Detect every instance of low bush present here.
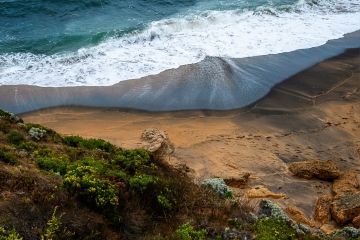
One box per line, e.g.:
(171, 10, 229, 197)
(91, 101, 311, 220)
(201, 178, 233, 199)
(255, 218, 297, 240)
(111, 149, 152, 173)
(61, 157, 123, 216)
(6, 130, 25, 146)
(37, 157, 69, 175)
(29, 127, 46, 141)
(0, 147, 18, 165)
(62, 136, 117, 153)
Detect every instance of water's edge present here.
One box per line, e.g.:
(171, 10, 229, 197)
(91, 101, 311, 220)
(1, 30, 359, 114)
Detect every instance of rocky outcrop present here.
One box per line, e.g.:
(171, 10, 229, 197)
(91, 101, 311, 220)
(331, 190, 360, 225)
(288, 160, 340, 180)
(314, 195, 332, 224)
(332, 170, 359, 196)
(285, 207, 315, 227)
(352, 215, 360, 228)
(141, 128, 174, 157)
(247, 185, 285, 199)
(214, 170, 250, 189)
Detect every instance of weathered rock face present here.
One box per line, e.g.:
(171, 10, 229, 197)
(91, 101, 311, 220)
(353, 215, 360, 228)
(331, 190, 360, 225)
(285, 207, 315, 227)
(288, 160, 340, 180)
(214, 171, 250, 189)
(247, 185, 285, 199)
(314, 195, 332, 224)
(141, 128, 174, 157)
(332, 170, 359, 196)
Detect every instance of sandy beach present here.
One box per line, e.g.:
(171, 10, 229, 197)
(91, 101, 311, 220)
(21, 48, 359, 223)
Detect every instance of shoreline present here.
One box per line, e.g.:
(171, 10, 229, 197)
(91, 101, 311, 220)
(1, 31, 360, 114)
(21, 48, 360, 220)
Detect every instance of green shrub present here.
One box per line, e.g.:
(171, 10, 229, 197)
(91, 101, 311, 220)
(6, 130, 25, 145)
(111, 149, 152, 173)
(175, 222, 207, 240)
(255, 218, 297, 240)
(62, 136, 117, 153)
(129, 174, 160, 191)
(62, 158, 121, 210)
(37, 157, 69, 175)
(17, 141, 37, 152)
(0, 147, 18, 165)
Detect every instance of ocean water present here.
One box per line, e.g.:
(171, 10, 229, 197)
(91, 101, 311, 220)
(0, 0, 360, 87)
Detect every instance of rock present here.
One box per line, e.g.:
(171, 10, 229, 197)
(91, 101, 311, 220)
(352, 215, 360, 228)
(320, 222, 340, 235)
(288, 159, 340, 180)
(258, 199, 290, 222)
(247, 185, 285, 199)
(141, 128, 174, 157)
(171, 160, 195, 178)
(214, 170, 250, 189)
(285, 207, 315, 227)
(314, 195, 332, 224)
(331, 190, 360, 225)
(332, 170, 359, 196)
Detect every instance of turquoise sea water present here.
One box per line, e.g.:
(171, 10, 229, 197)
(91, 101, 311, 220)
(0, 0, 360, 86)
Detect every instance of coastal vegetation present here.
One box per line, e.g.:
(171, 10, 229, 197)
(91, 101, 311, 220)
(0, 108, 358, 239)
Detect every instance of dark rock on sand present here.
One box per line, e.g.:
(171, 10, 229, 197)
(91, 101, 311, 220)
(288, 160, 340, 180)
(331, 190, 360, 225)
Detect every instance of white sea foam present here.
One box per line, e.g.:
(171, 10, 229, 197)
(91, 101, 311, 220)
(0, 0, 359, 86)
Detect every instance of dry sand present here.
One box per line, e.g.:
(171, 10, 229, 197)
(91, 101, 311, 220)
(21, 49, 360, 223)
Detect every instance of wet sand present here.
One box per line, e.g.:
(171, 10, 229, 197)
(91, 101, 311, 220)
(21, 48, 360, 223)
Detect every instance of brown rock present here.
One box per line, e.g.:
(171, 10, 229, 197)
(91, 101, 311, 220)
(141, 128, 174, 157)
(288, 160, 340, 180)
(247, 185, 286, 199)
(285, 207, 315, 227)
(332, 170, 359, 196)
(214, 171, 250, 189)
(314, 195, 332, 224)
(331, 190, 360, 225)
(320, 223, 340, 235)
(352, 215, 360, 228)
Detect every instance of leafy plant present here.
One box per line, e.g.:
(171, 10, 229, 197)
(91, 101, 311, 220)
(6, 130, 25, 146)
(0, 227, 22, 240)
(29, 127, 46, 141)
(41, 206, 73, 240)
(175, 222, 207, 240)
(129, 174, 160, 191)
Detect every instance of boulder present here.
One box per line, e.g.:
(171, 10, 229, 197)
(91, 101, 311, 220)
(247, 185, 285, 199)
(285, 207, 315, 227)
(332, 170, 359, 196)
(314, 195, 332, 224)
(288, 160, 340, 180)
(141, 128, 174, 156)
(331, 190, 360, 225)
